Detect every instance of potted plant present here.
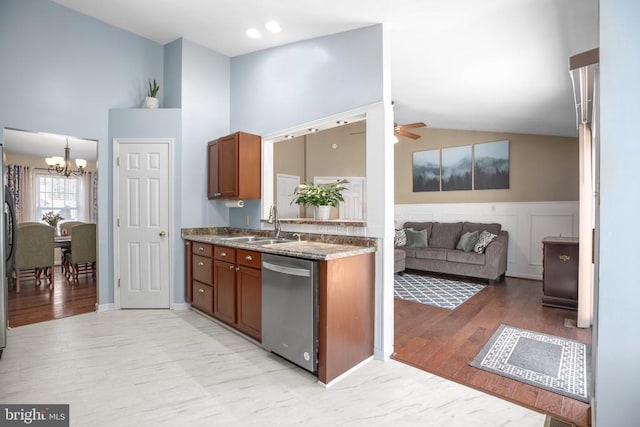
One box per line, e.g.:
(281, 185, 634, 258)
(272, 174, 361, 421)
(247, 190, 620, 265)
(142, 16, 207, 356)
(291, 179, 348, 220)
(143, 79, 160, 109)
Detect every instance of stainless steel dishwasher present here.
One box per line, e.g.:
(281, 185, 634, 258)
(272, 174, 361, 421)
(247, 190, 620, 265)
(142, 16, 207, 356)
(262, 253, 318, 374)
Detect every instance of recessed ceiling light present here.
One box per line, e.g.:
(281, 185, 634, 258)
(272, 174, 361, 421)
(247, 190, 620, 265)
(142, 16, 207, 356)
(336, 120, 348, 125)
(246, 28, 262, 39)
(283, 135, 294, 139)
(308, 128, 319, 133)
(264, 20, 282, 33)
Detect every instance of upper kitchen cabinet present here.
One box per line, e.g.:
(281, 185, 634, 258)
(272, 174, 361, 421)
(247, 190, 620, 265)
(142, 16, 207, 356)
(207, 131, 262, 200)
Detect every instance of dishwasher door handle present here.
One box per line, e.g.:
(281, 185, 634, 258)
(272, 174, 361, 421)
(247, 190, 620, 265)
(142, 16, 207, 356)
(262, 261, 311, 277)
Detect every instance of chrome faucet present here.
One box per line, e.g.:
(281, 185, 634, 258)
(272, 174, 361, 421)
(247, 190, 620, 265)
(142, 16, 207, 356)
(268, 205, 281, 239)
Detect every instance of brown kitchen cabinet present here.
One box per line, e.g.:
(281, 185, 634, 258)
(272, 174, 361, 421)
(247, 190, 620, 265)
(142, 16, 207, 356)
(213, 246, 237, 324)
(542, 236, 579, 310)
(191, 242, 215, 315)
(236, 249, 262, 341)
(207, 131, 261, 200)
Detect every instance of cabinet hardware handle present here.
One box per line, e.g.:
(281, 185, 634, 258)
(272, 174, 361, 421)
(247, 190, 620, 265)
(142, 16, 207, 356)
(559, 255, 571, 261)
(245, 255, 252, 261)
(220, 252, 227, 257)
(236, 267, 240, 271)
(198, 262, 205, 266)
(199, 288, 205, 293)
(229, 265, 234, 270)
(198, 247, 204, 251)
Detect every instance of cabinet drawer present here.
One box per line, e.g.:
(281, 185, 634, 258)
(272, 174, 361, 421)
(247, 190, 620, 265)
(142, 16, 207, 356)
(214, 246, 236, 263)
(237, 249, 261, 269)
(192, 242, 213, 257)
(192, 255, 213, 285)
(192, 281, 214, 314)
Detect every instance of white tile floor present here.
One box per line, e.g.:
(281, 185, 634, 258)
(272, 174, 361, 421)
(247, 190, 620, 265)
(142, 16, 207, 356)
(0, 310, 545, 426)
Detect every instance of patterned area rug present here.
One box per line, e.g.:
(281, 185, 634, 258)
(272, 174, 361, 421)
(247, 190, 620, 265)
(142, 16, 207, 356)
(394, 273, 485, 310)
(470, 325, 591, 403)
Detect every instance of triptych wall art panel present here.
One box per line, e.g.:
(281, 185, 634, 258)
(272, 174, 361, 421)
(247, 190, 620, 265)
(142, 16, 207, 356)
(412, 140, 509, 192)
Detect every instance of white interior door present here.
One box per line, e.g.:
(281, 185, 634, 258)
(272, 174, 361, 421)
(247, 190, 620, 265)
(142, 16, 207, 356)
(276, 173, 300, 218)
(116, 140, 171, 308)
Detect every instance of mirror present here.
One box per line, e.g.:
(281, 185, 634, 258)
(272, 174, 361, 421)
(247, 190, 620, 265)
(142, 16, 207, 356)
(271, 119, 367, 220)
(2, 127, 98, 225)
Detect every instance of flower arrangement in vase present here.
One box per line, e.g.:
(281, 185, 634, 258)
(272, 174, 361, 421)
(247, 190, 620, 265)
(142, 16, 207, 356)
(41, 211, 64, 234)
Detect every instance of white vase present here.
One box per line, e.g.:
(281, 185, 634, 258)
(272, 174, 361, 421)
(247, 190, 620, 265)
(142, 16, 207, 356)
(143, 96, 159, 109)
(314, 205, 331, 220)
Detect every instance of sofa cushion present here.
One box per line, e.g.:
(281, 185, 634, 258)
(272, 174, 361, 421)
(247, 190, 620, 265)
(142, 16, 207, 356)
(447, 250, 486, 265)
(405, 229, 428, 248)
(402, 221, 433, 236)
(456, 230, 480, 252)
(429, 222, 463, 249)
(413, 248, 448, 261)
(401, 247, 417, 258)
(462, 222, 502, 236)
(394, 229, 408, 247)
(474, 230, 498, 253)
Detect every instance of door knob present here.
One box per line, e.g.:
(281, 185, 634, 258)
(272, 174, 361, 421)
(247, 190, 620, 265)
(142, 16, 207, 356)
(159, 231, 167, 237)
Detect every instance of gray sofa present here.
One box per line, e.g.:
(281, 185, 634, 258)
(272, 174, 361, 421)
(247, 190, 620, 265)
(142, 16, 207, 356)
(396, 221, 508, 284)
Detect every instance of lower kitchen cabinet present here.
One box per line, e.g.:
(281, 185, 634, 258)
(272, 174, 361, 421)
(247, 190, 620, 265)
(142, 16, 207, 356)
(236, 263, 262, 341)
(192, 281, 214, 314)
(213, 259, 237, 324)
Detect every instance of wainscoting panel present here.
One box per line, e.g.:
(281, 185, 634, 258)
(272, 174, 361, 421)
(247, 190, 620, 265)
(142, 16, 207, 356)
(395, 202, 579, 280)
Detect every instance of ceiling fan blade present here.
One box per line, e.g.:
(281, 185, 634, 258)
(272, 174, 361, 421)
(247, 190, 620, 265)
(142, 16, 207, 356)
(396, 129, 421, 140)
(398, 122, 427, 129)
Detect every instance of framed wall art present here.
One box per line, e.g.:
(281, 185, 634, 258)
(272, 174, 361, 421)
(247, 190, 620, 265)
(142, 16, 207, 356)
(474, 140, 510, 190)
(441, 145, 472, 191)
(412, 149, 440, 192)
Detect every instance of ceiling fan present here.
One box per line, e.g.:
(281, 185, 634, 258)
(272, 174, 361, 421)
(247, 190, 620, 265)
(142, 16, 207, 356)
(394, 122, 427, 140)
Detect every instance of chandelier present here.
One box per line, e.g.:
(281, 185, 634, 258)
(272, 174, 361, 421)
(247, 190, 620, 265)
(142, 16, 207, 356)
(45, 139, 87, 177)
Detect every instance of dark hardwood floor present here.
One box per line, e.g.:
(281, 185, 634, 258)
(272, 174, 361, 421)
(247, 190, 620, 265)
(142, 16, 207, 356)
(8, 265, 97, 328)
(393, 272, 592, 427)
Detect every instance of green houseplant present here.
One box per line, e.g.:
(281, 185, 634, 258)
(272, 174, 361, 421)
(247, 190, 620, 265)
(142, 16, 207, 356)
(291, 179, 348, 220)
(143, 79, 160, 109)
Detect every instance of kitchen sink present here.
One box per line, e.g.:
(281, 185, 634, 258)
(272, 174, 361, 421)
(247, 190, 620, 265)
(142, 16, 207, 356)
(244, 238, 294, 245)
(218, 235, 258, 243)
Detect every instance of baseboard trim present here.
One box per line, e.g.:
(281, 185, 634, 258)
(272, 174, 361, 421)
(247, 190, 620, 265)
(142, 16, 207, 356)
(96, 303, 115, 312)
(171, 303, 190, 311)
(319, 356, 374, 388)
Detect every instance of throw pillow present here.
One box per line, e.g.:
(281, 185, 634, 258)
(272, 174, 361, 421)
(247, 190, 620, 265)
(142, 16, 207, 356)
(405, 229, 428, 248)
(456, 230, 480, 252)
(394, 229, 408, 247)
(474, 230, 498, 254)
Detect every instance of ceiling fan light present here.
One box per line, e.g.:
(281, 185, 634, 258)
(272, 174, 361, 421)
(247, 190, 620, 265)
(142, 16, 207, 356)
(264, 20, 281, 33)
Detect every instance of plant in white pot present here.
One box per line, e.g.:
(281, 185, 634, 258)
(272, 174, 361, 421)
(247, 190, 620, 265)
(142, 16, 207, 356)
(291, 179, 348, 220)
(143, 79, 160, 109)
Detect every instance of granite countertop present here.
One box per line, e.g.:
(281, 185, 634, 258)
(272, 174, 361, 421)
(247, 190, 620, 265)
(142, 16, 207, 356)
(183, 229, 376, 261)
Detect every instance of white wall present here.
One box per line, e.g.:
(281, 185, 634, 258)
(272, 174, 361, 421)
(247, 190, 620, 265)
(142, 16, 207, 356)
(595, 1, 640, 425)
(395, 201, 580, 279)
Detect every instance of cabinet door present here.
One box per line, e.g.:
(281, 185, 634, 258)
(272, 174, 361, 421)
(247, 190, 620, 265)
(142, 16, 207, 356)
(192, 282, 214, 315)
(213, 259, 237, 324)
(185, 241, 192, 303)
(207, 140, 219, 199)
(236, 266, 262, 341)
(218, 134, 239, 198)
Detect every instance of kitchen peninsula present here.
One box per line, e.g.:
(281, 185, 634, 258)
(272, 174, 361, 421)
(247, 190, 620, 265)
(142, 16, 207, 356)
(182, 227, 376, 384)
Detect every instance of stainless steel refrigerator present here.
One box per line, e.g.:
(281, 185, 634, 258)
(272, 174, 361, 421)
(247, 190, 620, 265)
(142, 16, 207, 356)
(1, 144, 17, 359)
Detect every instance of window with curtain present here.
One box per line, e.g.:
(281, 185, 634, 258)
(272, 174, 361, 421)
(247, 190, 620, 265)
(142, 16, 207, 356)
(35, 173, 82, 221)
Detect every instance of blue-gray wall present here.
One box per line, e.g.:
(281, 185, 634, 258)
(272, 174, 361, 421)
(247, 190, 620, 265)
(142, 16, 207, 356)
(0, 0, 164, 308)
(596, 0, 640, 424)
(230, 25, 384, 136)
(108, 108, 182, 305)
(164, 40, 183, 109)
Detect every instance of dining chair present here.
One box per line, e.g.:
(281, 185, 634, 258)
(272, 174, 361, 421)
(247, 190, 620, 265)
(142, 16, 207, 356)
(13, 223, 55, 293)
(64, 223, 97, 282)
